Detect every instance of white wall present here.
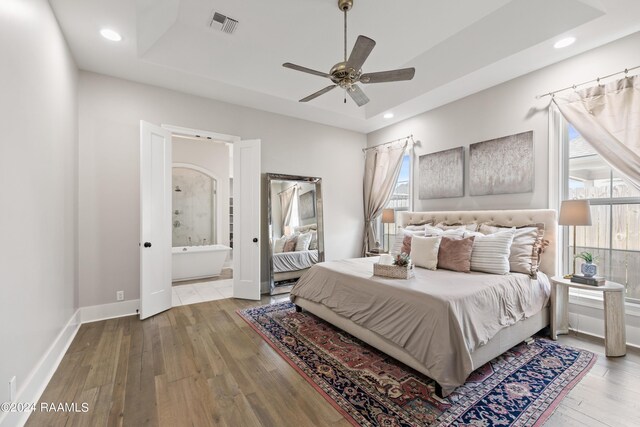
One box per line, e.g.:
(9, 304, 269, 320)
(78, 71, 366, 305)
(0, 0, 77, 408)
(368, 31, 640, 346)
(368, 31, 640, 212)
(173, 138, 231, 247)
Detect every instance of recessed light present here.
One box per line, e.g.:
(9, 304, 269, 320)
(383, 112, 394, 119)
(554, 37, 575, 49)
(100, 28, 122, 42)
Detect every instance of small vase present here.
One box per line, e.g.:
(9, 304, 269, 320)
(581, 262, 597, 278)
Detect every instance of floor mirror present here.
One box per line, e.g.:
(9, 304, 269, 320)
(267, 173, 324, 295)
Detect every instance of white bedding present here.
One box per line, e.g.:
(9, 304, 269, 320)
(273, 249, 318, 273)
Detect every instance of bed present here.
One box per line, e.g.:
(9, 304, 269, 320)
(290, 209, 557, 397)
(273, 249, 319, 284)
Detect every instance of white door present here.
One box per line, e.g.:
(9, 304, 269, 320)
(233, 139, 261, 300)
(140, 121, 172, 319)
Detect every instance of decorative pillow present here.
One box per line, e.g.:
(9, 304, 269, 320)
(273, 236, 286, 253)
(436, 222, 478, 232)
(295, 232, 312, 251)
(407, 220, 432, 226)
(425, 225, 466, 238)
(404, 225, 427, 232)
(401, 235, 413, 254)
(437, 236, 475, 273)
(411, 236, 442, 270)
(283, 236, 297, 252)
(391, 229, 426, 255)
(470, 229, 516, 274)
(308, 230, 318, 250)
(479, 223, 546, 277)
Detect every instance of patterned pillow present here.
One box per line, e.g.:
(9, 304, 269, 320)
(283, 236, 297, 252)
(479, 223, 546, 277)
(309, 230, 318, 250)
(437, 236, 475, 273)
(469, 229, 516, 274)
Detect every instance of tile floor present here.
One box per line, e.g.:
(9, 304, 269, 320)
(171, 279, 233, 306)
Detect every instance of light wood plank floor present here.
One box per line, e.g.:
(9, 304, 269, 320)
(26, 297, 640, 427)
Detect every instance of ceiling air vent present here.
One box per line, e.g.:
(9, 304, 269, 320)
(208, 11, 238, 34)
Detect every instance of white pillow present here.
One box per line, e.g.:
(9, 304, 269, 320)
(411, 236, 442, 270)
(295, 232, 312, 251)
(273, 236, 286, 253)
(436, 222, 478, 232)
(391, 229, 425, 255)
(425, 225, 466, 238)
(470, 229, 516, 274)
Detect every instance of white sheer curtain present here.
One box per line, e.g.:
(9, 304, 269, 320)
(279, 185, 298, 235)
(554, 75, 640, 190)
(362, 141, 408, 255)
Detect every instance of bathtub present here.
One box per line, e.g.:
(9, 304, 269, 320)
(172, 244, 232, 282)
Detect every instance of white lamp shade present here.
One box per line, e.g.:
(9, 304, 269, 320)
(558, 200, 592, 226)
(381, 208, 395, 224)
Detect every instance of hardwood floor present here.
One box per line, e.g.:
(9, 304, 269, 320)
(26, 297, 640, 427)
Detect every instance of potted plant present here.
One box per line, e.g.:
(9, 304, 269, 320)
(394, 253, 411, 267)
(575, 251, 598, 277)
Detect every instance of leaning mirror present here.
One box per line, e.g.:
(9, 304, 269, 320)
(267, 173, 324, 295)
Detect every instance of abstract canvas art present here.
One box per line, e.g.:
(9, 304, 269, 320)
(418, 147, 464, 199)
(298, 190, 316, 220)
(469, 131, 534, 196)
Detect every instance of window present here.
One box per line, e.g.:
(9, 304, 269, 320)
(378, 152, 412, 250)
(563, 122, 640, 302)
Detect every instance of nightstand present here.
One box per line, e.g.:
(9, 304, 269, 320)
(550, 276, 626, 357)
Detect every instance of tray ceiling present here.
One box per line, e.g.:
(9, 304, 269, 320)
(50, 0, 640, 132)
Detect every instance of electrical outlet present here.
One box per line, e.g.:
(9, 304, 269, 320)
(9, 376, 16, 402)
(116, 291, 124, 301)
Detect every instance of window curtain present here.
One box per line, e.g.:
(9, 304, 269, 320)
(279, 185, 298, 235)
(362, 141, 408, 255)
(554, 75, 640, 190)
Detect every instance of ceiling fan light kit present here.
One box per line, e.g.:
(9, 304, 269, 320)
(283, 0, 415, 107)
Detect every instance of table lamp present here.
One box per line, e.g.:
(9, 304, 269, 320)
(558, 199, 592, 277)
(381, 208, 395, 253)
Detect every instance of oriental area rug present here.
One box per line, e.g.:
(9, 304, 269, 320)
(238, 302, 595, 427)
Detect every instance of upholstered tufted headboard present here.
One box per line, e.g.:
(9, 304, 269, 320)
(397, 209, 557, 276)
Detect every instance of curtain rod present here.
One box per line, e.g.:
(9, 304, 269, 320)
(362, 134, 414, 153)
(536, 65, 639, 99)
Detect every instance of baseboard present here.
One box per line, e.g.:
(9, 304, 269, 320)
(0, 310, 81, 427)
(79, 299, 140, 324)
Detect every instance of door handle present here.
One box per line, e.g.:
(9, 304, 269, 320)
(144, 242, 152, 248)
(252, 238, 258, 243)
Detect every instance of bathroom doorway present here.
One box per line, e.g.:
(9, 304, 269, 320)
(139, 122, 261, 319)
(168, 127, 235, 306)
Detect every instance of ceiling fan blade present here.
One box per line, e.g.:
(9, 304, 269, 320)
(347, 84, 370, 107)
(346, 35, 376, 71)
(299, 85, 337, 102)
(283, 62, 330, 78)
(360, 68, 416, 84)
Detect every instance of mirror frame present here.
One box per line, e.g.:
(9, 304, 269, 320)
(267, 173, 325, 295)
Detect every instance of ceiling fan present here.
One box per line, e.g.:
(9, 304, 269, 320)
(283, 0, 415, 107)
